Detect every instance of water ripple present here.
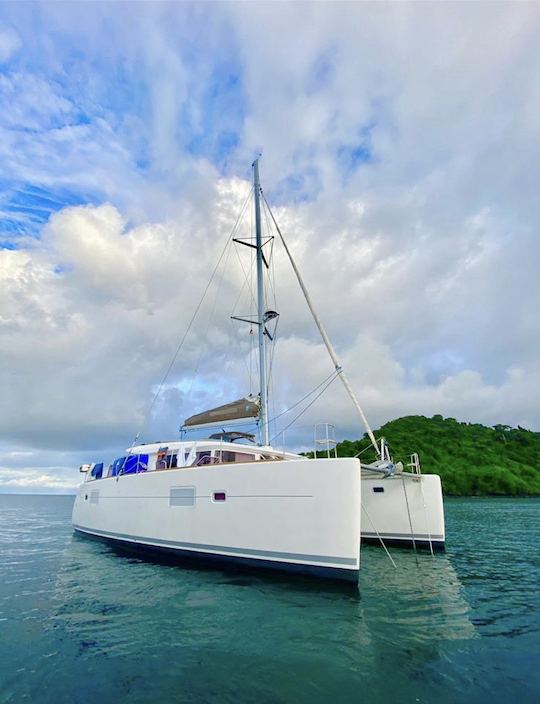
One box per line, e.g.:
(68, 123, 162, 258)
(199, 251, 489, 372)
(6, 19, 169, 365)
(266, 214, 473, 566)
(0, 495, 538, 704)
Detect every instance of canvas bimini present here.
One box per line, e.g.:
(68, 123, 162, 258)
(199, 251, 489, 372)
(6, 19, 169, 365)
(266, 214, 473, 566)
(72, 159, 362, 583)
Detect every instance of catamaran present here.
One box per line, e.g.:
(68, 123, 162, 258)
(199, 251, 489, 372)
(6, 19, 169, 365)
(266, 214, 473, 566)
(72, 158, 445, 583)
(72, 159, 362, 583)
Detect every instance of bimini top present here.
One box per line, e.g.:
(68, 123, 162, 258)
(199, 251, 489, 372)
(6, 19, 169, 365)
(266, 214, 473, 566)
(182, 396, 259, 430)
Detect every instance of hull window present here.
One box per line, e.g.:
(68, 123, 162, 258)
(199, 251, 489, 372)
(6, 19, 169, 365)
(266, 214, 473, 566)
(170, 486, 196, 506)
(373, 487, 385, 493)
(213, 492, 226, 502)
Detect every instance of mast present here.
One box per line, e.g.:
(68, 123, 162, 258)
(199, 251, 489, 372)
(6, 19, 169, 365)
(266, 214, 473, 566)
(253, 157, 270, 446)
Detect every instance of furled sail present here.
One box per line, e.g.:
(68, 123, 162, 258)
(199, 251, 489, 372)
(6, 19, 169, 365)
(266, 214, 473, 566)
(182, 396, 260, 429)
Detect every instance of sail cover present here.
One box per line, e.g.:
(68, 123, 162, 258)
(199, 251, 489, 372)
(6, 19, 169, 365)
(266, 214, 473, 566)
(183, 397, 260, 429)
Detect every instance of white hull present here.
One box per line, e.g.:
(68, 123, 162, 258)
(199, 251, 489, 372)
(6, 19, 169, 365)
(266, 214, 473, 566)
(361, 473, 445, 550)
(72, 457, 361, 582)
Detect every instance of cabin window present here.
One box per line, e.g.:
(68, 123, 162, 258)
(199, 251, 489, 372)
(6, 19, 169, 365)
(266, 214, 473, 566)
(373, 487, 385, 493)
(165, 453, 178, 468)
(156, 447, 169, 469)
(194, 451, 213, 466)
(156, 452, 178, 469)
(216, 451, 256, 464)
(234, 452, 256, 463)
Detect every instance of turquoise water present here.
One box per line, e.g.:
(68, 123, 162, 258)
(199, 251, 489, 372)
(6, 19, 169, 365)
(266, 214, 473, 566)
(0, 495, 538, 703)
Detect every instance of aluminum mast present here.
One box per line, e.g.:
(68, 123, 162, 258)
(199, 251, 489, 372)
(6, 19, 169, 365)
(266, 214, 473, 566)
(253, 158, 270, 446)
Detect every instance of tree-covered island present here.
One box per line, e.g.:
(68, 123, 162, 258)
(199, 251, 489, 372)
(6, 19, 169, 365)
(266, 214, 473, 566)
(322, 415, 540, 496)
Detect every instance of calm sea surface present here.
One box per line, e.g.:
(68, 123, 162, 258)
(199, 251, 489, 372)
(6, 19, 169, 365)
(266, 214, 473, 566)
(0, 495, 538, 704)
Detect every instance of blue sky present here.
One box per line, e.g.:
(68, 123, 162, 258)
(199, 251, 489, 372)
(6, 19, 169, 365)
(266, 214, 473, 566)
(1, 1, 540, 491)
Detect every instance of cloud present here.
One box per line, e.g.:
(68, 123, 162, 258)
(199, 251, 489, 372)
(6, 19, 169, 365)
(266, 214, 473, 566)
(0, 26, 20, 63)
(0, 1, 539, 490)
(0, 468, 78, 493)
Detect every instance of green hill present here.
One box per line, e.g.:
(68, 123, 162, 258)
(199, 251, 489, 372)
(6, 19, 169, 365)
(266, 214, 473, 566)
(327, 415, 540, 496)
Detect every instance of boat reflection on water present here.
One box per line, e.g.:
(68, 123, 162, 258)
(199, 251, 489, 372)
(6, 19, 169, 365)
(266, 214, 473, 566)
(359, 547, 477, 647)
(45, 534, 478, 702)
(53, 533, 476, 644)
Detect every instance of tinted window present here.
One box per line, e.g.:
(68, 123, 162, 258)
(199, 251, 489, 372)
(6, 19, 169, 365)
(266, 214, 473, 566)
(234, 452, 256, 463)
(165, 453, 178, 468)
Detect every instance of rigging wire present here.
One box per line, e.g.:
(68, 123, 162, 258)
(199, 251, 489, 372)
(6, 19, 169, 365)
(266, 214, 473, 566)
(185, 235, 234, 399)
(261, 189, 380, 457)
(227, 275, 255, 392)
(269, 372, 339, 444)
(354, 443, 379, 459)
(250, 192, 254, 393)
(129, 186, 253, 448)
(267, 370, 338, 425)
(228, 227, 258, 393)
(261, 198, 279, 437)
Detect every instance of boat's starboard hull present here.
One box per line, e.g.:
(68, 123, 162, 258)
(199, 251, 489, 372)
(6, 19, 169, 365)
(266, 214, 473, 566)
(361, 473, 445, 551)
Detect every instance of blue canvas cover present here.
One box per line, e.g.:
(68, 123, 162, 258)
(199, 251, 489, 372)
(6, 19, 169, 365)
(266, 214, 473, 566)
(122, 454, 149, 474)
(91, 462, 104, 479)
(111, 456, 126, 477)
(124, 455, 138, 474)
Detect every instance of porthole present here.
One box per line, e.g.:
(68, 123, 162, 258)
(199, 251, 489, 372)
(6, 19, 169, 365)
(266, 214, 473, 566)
(213, 491, 226, 502)
(373, 487, 384, 493)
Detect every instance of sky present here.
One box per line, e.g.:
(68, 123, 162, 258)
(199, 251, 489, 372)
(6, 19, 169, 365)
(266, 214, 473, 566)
(1, 1, 539, 493)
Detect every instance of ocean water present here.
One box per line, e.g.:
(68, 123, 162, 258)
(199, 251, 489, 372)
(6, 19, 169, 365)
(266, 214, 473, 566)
(0, 495, 538, 704)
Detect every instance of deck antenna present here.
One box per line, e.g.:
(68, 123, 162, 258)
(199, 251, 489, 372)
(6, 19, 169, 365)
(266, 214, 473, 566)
(262, 192, 380, 457)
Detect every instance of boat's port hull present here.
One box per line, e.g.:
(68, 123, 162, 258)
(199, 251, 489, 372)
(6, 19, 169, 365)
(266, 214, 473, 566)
(361, 473, 445, 550)
(72, 457, 361, 583)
